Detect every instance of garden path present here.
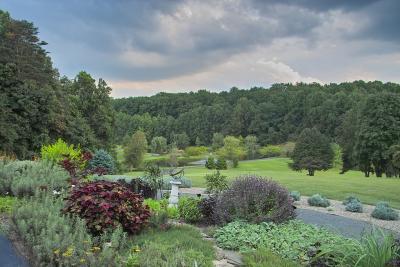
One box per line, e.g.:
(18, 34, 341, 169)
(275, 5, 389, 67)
(0, 235, 28, 267)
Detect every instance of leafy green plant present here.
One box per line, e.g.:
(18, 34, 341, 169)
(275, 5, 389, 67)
(214, 220, 356, 264)
(205, 171, 228, 194)
(0, 196, 16, 213)
(214, 175, 295, 224)
(40, 138, 81, 163)
(143, 198, 179, 219)
(64, 180, 151, 235)
(290, 191, 301, 201)
(243, 248, 301, 267)
(317, 228, 400, 267)
(132, 225, 215, 267)
(89, 149, 115, 174)
(371, 201, 399, 220)
(178, 197, 202, 223)
(308, 194, 330, 207)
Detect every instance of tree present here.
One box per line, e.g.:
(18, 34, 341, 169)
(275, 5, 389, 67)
(290, 128, 334, 176)
(215, 157, 227, 170)
(217, 136, 245, 168)
(195, 137, 204, 146)
(172, 133, 189, 149)
(150, 136, 168, 154)
(205, 156, 216, 169)
(124, 130, 147, 169)
(244, 135, 259, 159)
(212, 133, 224, 151)
(354, 93, 400, 177)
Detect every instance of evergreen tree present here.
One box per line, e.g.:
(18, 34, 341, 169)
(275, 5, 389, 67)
(215, 157, 227, 170)
(290, 128, 334, 176)
(205, 156, 216, 169)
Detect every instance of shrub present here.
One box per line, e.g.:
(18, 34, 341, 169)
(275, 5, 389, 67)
(215, 157, 227, 170)
(214, 175, 295, 224)
(342, 195, 361, 205)
(184, 146, 208, 157)
(10, 160, 69, 197)
(63, 180, 151, 235)
(40, 138, 81, 163)
(162, 176, 192, 190)
(343, 196, 363, 213)
(214, 220, 355, 264)
(243, 248, 301, 267)
(205, 156, 215, 169)
(150, 136, 168, 154)
(345, 201, 363, 213)
(371, 202, 399, 221)
(199, 195, 217, 225)
(13, 191, 128, 266)
(0, 196, 16, 213)
(178, 197, 202, 223)
(205, 171, 228, 194)
(308, 194, 330, 208)
(0, 160, 36, 194)
(290, 191, 301, 201)
(259, 145, 283, 158)
(89, 149, 115, 174)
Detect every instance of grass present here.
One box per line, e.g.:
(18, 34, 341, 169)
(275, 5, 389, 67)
(125, 158, 400, 208)
(242, 248, 302, 267)
(130, 225, 215, 267)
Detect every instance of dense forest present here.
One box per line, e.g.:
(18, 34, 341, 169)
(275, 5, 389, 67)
(1, 10, 400, 177)
(113, 82, 400, 176)
(0, 10, 114, 159)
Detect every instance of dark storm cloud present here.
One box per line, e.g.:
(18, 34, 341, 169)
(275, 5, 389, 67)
(1, 0, 399, 89)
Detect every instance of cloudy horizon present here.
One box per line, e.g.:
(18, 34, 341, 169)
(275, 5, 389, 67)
(2, 0, 399, 97)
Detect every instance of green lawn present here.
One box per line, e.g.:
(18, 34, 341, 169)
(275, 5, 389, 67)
(125, 158, 400, 208)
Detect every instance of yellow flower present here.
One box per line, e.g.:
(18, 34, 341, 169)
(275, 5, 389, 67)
(62, 247, 74, 257)
(53, 249, 60, 255)
(91, 246, 101, 252)
(131, 245, 141, 253)
(80, 258, 86, 263)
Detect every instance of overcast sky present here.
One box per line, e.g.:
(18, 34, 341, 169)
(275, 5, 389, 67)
(2, 0, 400, 97)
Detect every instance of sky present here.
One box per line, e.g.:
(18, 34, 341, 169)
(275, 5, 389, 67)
(1, 0, 400, 97)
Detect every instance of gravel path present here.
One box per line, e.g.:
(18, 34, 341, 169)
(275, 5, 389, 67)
(295, 196, 400, 233)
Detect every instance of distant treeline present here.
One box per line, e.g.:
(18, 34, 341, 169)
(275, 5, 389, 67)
(113, 82, 400, 176)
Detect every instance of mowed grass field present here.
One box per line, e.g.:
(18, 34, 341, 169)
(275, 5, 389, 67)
(125, 158, 400, 209)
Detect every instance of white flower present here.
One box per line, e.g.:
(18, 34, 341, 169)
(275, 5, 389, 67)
(53, 190, 61, 195)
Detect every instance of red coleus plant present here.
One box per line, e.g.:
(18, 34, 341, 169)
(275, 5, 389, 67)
(63, 180, 151, 235)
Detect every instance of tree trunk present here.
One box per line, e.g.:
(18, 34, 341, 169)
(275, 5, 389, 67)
(364, 171, 370, 177)
(308, 169, 314, 176)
